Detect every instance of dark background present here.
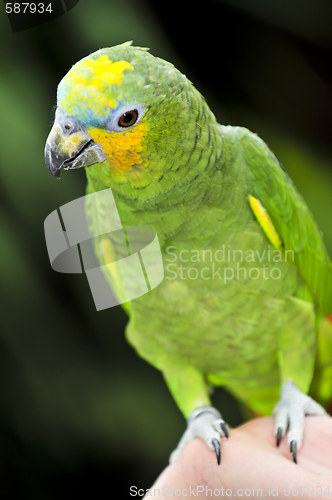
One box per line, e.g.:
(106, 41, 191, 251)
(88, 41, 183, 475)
(1, 0, 332, 497)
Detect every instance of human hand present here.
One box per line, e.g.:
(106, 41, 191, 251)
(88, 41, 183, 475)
(145, 416, 332, 499)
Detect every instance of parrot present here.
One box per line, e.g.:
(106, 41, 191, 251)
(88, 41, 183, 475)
(45, 41, 332, 465)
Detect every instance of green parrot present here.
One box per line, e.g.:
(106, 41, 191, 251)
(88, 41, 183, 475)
(45, 42, 332, 465)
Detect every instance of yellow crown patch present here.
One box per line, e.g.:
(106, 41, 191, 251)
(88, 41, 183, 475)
(62, 55, 134, 109)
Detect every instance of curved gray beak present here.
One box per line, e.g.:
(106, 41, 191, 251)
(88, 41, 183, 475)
(45, 108, 106, 178)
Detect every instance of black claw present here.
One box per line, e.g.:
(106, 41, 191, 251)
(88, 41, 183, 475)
(290, 440, 297, 464)
(220, 421, 229, 439)
(211, 437, 221, 465)
(276, 427, 282, 447)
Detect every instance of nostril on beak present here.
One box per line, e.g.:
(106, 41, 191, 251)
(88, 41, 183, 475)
(63, 119, 75, 133)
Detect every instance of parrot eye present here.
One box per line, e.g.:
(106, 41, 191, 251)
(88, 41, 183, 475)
(118, 110, 138, 128)
(105, 104, 145, 133)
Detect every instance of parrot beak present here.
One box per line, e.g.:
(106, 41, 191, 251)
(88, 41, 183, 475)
(45, 108, 106, 178)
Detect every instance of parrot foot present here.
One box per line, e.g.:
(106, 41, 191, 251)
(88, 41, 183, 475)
(169, 406, 228, 466)
(273, 381, 328, 463)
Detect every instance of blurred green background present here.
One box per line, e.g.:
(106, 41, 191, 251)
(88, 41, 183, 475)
(0, 0, 332, 497)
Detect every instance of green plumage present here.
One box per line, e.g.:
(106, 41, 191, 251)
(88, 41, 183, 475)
(57, 43, 332, 420)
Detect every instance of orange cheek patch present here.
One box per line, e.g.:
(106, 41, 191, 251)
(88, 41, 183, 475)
(87, 122, 148, 172)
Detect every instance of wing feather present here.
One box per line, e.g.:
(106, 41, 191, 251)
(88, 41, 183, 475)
(236, 128, 332, 316)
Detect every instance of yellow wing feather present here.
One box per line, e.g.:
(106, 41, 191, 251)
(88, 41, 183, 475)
(248, 195, 282, 250)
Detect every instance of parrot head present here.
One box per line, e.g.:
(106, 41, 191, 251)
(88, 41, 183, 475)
(45, 42, 217, 194)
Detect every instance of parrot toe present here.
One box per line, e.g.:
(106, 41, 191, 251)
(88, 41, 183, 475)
(273, 381, 328, 463)
(220, 420, 229, 439)
(169, 406, 228, 466)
